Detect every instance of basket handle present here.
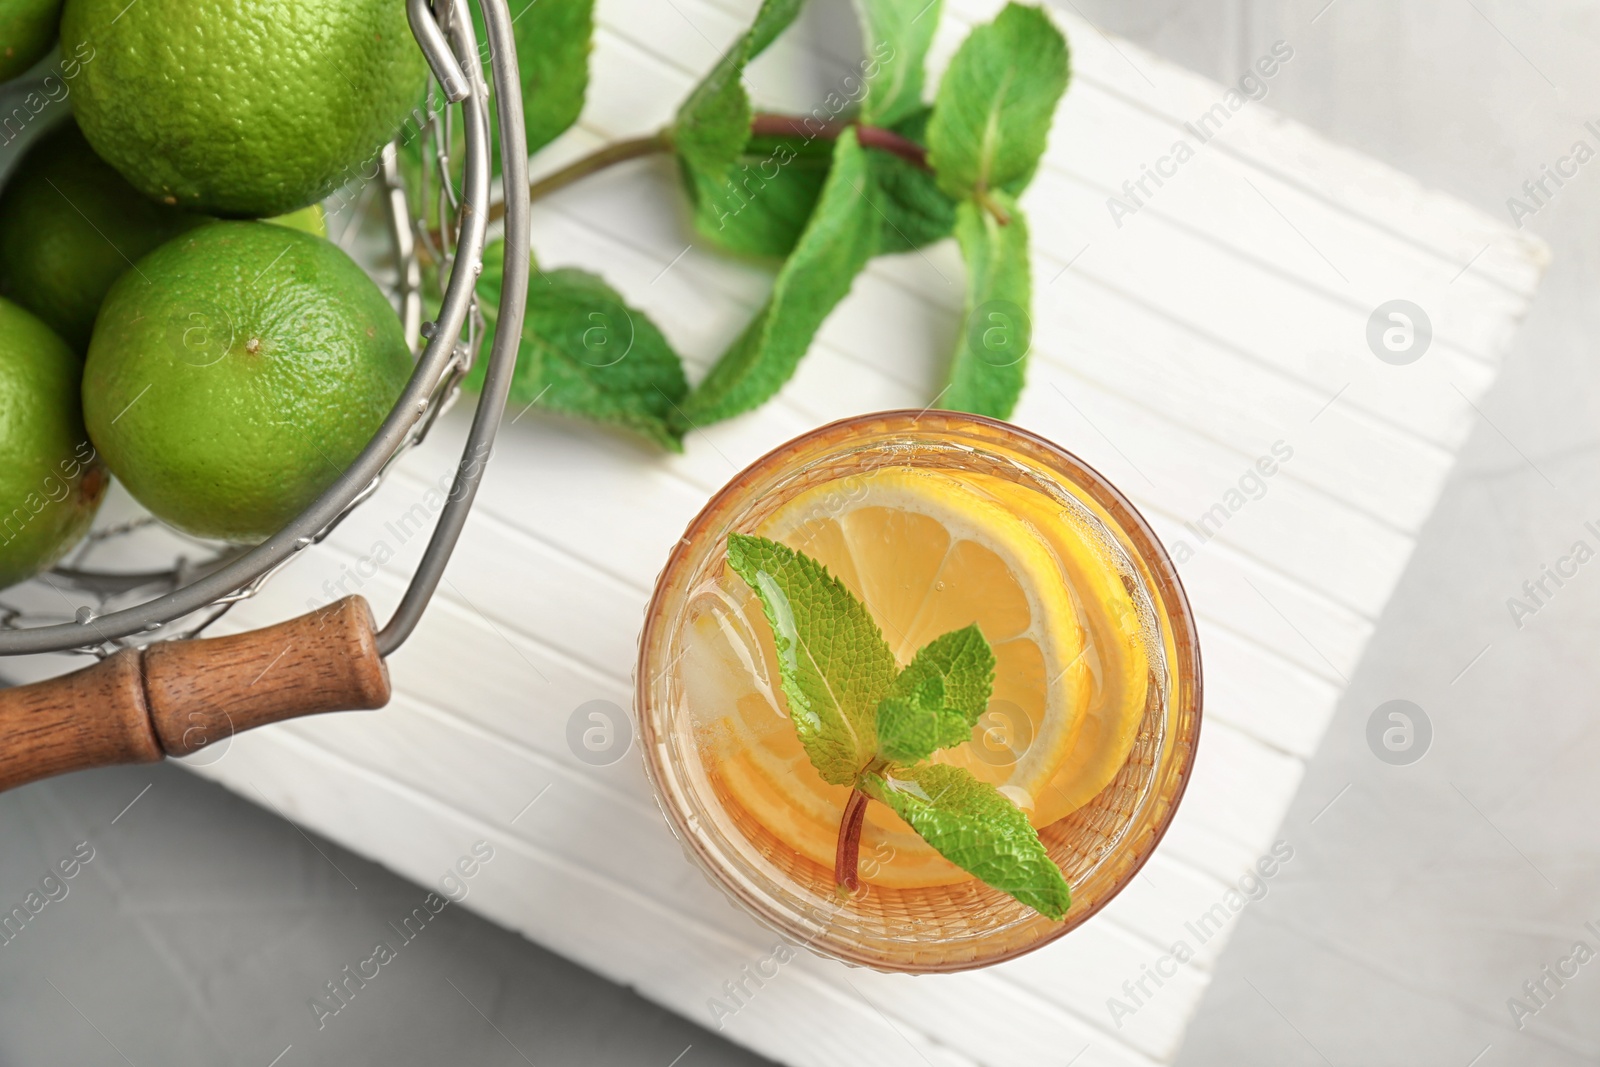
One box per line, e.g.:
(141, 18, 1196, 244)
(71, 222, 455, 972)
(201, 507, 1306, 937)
(0, 596, 390, 793)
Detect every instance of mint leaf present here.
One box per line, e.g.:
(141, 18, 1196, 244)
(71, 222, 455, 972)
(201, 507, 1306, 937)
(945, 192, 1031, 418)
(926, 3, 1069, 200)
(411, 0, 595, 197)
(874, 693, 940, 766)
(687, 134, 835, 259)
(681, 130, 879, 425)
(864, 763, 1072, 919)
(508, 0, 595, 157)
(674, 0, 804, 192)
(868, 109, 957, 254)
(468, 241, 688, 449)
(876, 624, 995, 763)
(725, 533, 895, 785)
(855, 0, 944, 128)
(694, 116, 954, 261)
(747, 0, 804, 54)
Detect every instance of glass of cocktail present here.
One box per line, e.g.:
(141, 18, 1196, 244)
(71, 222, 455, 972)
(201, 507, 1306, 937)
(636, 410, 1201, 972)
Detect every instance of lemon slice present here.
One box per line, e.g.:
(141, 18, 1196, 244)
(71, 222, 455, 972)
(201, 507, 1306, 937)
(687, 466, 1094, 887)
(965, 473, 1152, 824)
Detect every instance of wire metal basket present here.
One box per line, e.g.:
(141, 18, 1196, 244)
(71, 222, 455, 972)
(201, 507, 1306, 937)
(0, 0, 531, 793)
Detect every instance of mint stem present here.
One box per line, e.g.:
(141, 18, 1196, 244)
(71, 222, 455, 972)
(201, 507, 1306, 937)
(749, 113, 930, 169)
(479, 113, 931, 234)
(834, 787, 870, 893)
(974, 187, 1013, 226)
(485, 131, 670, 229)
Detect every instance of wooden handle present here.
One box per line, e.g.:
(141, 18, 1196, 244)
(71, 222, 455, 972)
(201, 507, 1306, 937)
(0, 596, 391, 793)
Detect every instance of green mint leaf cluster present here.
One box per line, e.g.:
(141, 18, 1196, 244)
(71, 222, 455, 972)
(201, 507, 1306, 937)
(726, 533, 1072, 920)
(691, 133, 837, 260)
(671, 0, 1066, 426)
(440, 0, 1069, 446)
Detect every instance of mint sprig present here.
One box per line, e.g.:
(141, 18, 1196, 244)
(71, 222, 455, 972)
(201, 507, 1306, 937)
(449, 1, 1071, 444)
(877, 623, 994, 763)
(726, 533, 1072, 920)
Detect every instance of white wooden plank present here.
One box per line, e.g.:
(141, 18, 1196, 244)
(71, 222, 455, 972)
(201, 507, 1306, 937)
(224, 545, 653, 794)
(1152, 722, 1307, 885)
(1020, 161, 1529, 368)
(833, 965, 1162, 1067)
(1096, 853, 1249, 972)
(1149, 517, 1373, 681)
(1027, 243, 1504, 454)
(1191, 627, 1339, 758)
(279, 698, 730, 924)
(993, 922, 1213, 1062)
(1011, 370, 1413, 616)
(1024, 274, 1459, 529)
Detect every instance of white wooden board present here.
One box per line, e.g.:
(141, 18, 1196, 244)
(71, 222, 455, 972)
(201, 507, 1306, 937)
(6, 1, 1547, 1064)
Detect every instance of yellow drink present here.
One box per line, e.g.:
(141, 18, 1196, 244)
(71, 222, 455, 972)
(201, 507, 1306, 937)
(638, 412, 1200, 971)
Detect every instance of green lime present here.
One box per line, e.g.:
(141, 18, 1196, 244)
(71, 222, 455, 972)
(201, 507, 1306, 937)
(83, 221, 412, 544)
(60, 0, 427, 217)
(0, 0, 62, 84)
(0, 296, 106, 589)
(0, 122, 206, 353)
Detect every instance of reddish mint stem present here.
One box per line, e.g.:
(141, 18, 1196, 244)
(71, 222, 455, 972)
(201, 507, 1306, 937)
(834, 787, 870, 893)
(750, 113, 930, 170)
(473, 114, 931, 240)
